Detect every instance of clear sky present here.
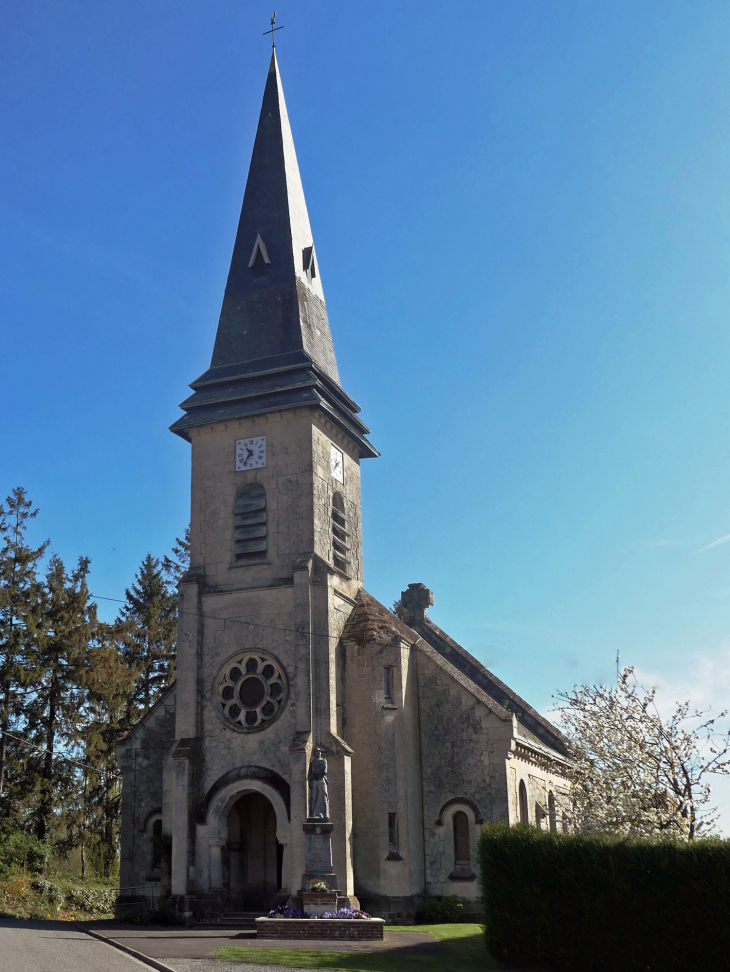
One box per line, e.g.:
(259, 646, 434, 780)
(2, 2, 730, 825)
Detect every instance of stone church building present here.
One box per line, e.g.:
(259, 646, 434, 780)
(117, 51, 570, 921)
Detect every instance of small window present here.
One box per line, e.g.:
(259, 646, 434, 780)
(548, 790, 557, 833)
(249, 233, 271, 278)
(453, 811, 470, 865)
(383, 666, 393, 702)
(233, 483, 267, 564)
(518, 780, 529, 825)
(332, 492, 350, 573)
(303, 245, 316, 283)
(151, 817, 163, 870)
(388, 812, 399, 852)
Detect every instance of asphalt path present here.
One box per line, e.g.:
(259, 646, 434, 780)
(0, 919, 156, 972)
(84, 923, 437, 958)
(0, 919, 443, 972)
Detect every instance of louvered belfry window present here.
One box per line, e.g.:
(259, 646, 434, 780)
(233, 482, 267, 563)
(332, 492, 350, 573)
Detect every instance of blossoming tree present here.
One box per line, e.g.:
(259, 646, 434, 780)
(553, 667, 730, 839)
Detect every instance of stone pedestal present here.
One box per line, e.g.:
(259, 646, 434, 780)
(302, 891, 338, 916)
(289, 819, 359, 912)
(300, 820, 338, 893)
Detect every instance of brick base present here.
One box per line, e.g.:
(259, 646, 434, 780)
(256, 917, 385, 940)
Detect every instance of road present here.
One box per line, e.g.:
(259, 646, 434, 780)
(0, 920, 155, 972)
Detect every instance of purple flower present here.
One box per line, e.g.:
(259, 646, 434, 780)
(266, 905, 372, 920)
(315, 908, 372, 919)
(267, 905, 308, 919)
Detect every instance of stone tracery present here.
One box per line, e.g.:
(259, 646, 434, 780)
(216, 650, 288, 732)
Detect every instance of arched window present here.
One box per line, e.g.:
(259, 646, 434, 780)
(232, 483, 267, 564)
(518, 780, 529, 825)
(332, 492, 350, 573)
(151, 817, 163, 870)
(453, 811, 470, 865)
(548, 790, 557, 832)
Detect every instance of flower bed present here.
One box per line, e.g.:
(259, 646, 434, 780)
(268, 905, 372, 920)
(256, 915, 385, 940)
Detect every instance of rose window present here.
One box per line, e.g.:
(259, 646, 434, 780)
(216, 650, 288, 732)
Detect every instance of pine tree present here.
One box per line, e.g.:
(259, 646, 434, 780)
(79, 633, 136, 878)
(27, 554, 96, 841)
(117, 554, 177, 716)
(0, 489, 48, 804)
(162, 525, 190, 593)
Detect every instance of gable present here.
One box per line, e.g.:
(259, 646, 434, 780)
(341, 589, 568, 757)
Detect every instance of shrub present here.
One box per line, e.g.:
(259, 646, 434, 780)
(478, 823, 730, 972)
(0, 832, 49, 875)
(415, 895, 470, 923)
(63, 886, 118, 914)
(30, 880, 62, 905)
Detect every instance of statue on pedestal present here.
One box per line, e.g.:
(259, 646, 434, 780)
(308, 747, 329, 819)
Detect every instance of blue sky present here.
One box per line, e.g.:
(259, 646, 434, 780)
(2, 2, 730, 823)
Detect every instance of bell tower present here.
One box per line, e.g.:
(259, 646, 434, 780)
(167, 51, 377, 916)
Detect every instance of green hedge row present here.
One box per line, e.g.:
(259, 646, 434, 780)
(478, 823, 730, 972)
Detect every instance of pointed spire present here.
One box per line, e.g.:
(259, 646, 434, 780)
(171, 54, 377, 458)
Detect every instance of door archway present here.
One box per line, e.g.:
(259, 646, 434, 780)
(205, 775, 290, 908)
(224, 791, 280, 909)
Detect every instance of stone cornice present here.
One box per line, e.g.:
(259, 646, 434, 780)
(510, 735, 571, 774)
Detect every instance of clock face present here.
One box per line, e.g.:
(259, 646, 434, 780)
(236, 436, 266, 471)
(330, 445, 344, 483)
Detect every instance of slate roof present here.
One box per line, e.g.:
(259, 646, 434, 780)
(171, 51, 377, 458)
(341, 589, 569, 757)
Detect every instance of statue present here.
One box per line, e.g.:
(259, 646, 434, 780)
(308, 747, 329, 819)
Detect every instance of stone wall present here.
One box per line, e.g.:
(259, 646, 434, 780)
(117, 687, 176, 913)
(416, 646, 513, 903)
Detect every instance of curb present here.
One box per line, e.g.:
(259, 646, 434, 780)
(80, 925, 179, 972)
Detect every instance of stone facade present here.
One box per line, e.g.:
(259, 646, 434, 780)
(117, 51, 571, 923)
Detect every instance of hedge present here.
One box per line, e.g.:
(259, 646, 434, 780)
(477, 822, 730, 972)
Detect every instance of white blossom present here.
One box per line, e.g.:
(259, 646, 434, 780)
(553, 667, 730, 840)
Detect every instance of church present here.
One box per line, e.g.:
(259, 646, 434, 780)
(117, 50, 570, 922)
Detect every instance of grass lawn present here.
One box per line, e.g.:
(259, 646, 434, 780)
(214, 923, 494, 971)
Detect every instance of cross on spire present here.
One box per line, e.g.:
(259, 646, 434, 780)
(263, 11, 283, 49)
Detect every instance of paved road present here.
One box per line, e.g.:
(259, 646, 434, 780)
(0, 920, 155, 972)
(0, 919, 442, 972)
(86, 924, 438, 958)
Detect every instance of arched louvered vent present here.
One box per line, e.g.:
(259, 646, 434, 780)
(233, 482, 267, 564)
(332, 492, 350, 573)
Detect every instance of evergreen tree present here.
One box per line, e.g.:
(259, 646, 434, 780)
(0, 489, 47, 804)
(78, 633, 135, 878)
(162, 525, 190, 592)
(27, 554, 96, 841)
(117, 554, 176, 716)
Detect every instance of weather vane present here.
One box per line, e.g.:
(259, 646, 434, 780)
(263, 11, 284, 50)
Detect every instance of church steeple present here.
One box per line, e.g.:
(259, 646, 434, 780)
(171, 52, 377, 458)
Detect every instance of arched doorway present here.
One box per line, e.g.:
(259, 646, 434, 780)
(223, 791, 282, 910)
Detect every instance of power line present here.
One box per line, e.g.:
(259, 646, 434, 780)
(1, 728, 121, 780)
(91, 592, 363, 642)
